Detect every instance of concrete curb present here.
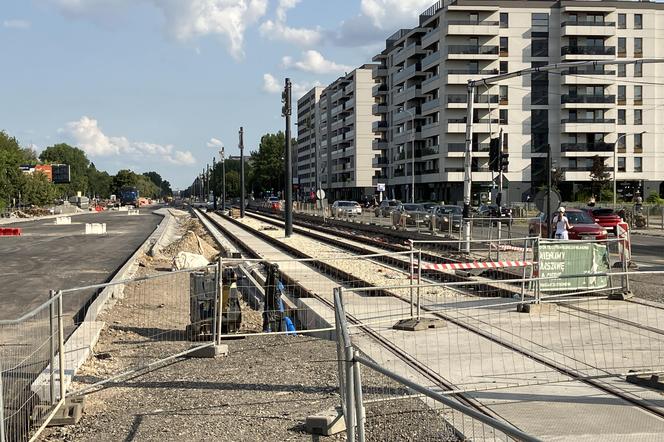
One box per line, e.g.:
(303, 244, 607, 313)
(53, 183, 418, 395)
(32, 207, 172, 401)
(630, 230, 664, 237)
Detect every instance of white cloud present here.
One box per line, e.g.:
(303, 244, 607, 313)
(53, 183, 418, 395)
(63, 116, 196, 165)
(3, 19, 31, 29)
(45, 0, 268, 60)
(259, 20, 321, 47)
(281, 50, 352, 75)
(262, 73, 282, 93)
(262, 73, 320, 99)
(207, 138, 224, 148)
(360, 0, 433, 30)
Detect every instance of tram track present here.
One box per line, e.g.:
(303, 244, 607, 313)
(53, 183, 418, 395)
(196, 208, 664, 425)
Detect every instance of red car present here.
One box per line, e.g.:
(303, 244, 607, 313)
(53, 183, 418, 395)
(582, 208, 622, 235)
(528, 208, 609, 240)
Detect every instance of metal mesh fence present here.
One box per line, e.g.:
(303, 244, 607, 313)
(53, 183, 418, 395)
(0, 295, 63, 442)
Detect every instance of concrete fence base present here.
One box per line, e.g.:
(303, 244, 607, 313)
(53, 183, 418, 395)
(85, 223, 107, 234)
(54, 216, 71, 225)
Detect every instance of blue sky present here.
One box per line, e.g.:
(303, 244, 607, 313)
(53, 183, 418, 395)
(1, 0, 434, 188)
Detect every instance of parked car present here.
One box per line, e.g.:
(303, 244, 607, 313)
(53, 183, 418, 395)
(268, 196, 281, 211)
(432, 205, 463, 232)
(477, 204, 513, 226)
(374, 199, 400, 218)
(582, 208, 622, 235)
(421, 202, 439, 213)
(331, 200, 362, 217)
(528, 208, 609, 240)
(391, 203, 430, 228)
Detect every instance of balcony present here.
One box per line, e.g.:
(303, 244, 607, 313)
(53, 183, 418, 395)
(372, 84, 388, 96)
(393, 42, 423, 65)
(447, 143, 466, 153)
(561, 94, 615, 108)
(372, 103, 388, 114)
(562, 45, 615, 60)
(446, 45, 498, 60)
(372, 174, 388, 185)
(561, 20, 615, 37)
(561, 142, 614, 153)
(421, 121, 440, 138)
(393, 63, 421, 85)
(446, 68, 498, 84)
(372, 121, 388, 132)
(421, 27, 439, 48)
(446, 93, 498, 108)
(561, 118, 615, 133)
(561, 68, 615, 85)
(421, 98, 440, 114)
(447, 20, 499, 36)
(372, 156, 389, 167)
(447, 118, 497, 133)
(421, 50, 440, 70)
(372, 139, 387, 151)
(393, 85, 421, 104)
(394, 107, 418, 123)
(372, 67, 387, 79)
(421, 74, 440, 92)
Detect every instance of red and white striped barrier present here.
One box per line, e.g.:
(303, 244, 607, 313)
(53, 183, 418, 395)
(489, 243, 531, 252)
(419, 260, 535, 271)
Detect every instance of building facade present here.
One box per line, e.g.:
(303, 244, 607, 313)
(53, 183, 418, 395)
(295, 86, 323, 200)
(297, 0, 664, 204)
(372, 0, 664, 204)
(297, 66, 380, 201)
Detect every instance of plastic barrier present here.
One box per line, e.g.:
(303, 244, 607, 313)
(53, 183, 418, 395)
(0, 227, 22, 236)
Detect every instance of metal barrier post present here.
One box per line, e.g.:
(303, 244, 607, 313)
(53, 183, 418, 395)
(496, 220, 502, 261)
(409, 241, 414, 317)
(352, 350, 365, 442)
(0, 358, 5, 442)
(345, 345, 355, 441)
(212, 261, 220, 345)
(521, 238, 528, 301)
(217, 257, 224, 345)
(623, 232, 631, 294)
(417, 250, 422, 320)
(49, 290, 56, 405)
(57, 291, 66, 402)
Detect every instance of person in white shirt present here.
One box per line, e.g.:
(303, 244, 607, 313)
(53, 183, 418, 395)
(552, 207, 572, 240)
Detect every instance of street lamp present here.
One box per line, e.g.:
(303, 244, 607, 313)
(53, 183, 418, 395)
(614, 131, 646, 208)
(400, 107, 416, 203)
(219, 145, 226, 210)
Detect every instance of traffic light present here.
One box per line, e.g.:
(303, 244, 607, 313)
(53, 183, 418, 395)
(499, 152, 509, 172)
(489, 137, 500, 172)
(281, 78, 292, 117)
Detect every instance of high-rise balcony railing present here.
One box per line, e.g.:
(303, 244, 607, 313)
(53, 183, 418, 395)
(447, 45, 498, 55)
(561, 45, 615, 56)
(561, 94, 615, 104)
(561, 142, 614, 152)
(561, 20, 615, 27)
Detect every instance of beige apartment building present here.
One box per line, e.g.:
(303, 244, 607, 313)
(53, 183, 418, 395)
(370, 0, 664, 204)
(297, 65, 380, 201)
(295, 86, 323, 199)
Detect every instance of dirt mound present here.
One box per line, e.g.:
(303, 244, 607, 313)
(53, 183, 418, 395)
(161, 230, 218, 261)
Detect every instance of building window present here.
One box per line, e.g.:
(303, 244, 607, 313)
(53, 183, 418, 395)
(532, 13, 549, 28)
(469, 12, 479, 24)
(634, 109, 643, 125)
(500, 12, 508, 28)
(618, 64, 626, 77)
(569, 158, 577, 170)
(503, 132, 509, 150)
(634, 85, 642, 105)
(618, 109, 626, 125)
(634, 38, 643, 58)
(635, 14, 643, 30)
(500, 37, 508, 56)
(618, 13, 626, 29)
(618, 157, 626, 172)
(617, 133, 626, 152)
(531, 32, 548, 57)
(499, 85, 508, 104)
(532, 84, 548, 105)
(499, 109, 508, 125)
(618, 38, 626, 57)
(635, 133, 643, 152)
(618, 85, 626, 105)
(634, 157, 643, 172)
(635, 62, 643, 77)
(500, 61, 508, 74)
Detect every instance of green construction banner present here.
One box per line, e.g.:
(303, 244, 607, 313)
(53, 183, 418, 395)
(537, 242, 610, 292)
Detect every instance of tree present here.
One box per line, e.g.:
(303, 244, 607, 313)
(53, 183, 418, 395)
(589, 155, 611, 199)
(225, 170, 241, 197)
(0, 131, 39, 209)
(20, 172, 57, 206)
(112, 169, 139, 195)
(249, 132, 286, 196)
(40, 143, 90, 197)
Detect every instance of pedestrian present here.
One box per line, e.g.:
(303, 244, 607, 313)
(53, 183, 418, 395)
(552, 207, 571, 240)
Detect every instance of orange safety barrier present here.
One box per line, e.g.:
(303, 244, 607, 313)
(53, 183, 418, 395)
(0, 227, 22, 236)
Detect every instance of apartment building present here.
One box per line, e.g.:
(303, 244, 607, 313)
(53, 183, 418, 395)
(295, 86, 323, 199)
(370, 0, 664, 204)
(298, 65, 380, 201)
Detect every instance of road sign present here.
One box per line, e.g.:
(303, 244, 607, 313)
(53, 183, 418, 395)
(493, 175, 510, 187)
(376, 183, 386, 192)
(534, 189, 561, 213)
(316, 189, 326, 200)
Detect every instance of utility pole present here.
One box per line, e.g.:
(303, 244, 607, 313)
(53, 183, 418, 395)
(219, 146, 226, 211)
(212, 156, 217, 210)
(239, 126, 245, 218)
(282, 78, 293, 237)
(547, 144, 552, 238)
(462, 83, 475, 253)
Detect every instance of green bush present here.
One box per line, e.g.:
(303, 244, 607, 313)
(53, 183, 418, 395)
(646, 192, 664, 205)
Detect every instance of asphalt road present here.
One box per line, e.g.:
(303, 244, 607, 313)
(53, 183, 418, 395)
(0, 208, 163, 320)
